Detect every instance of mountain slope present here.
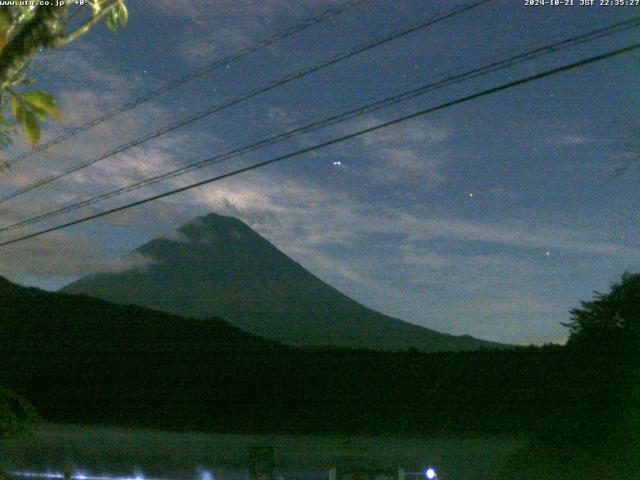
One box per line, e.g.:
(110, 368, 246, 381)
(62, 213, 502, 351)
(0, 274, 273, 353)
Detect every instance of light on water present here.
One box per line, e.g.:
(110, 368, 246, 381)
(11, 472, 177, 480)
(11, 473, 63, 479)
(197, 469, 213, 480)
(133, 470, 144, 480)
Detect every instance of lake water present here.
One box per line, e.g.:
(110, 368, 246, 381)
(0, 425, 526, 480)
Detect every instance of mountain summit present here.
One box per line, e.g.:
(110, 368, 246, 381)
(62, 213, 500, 351)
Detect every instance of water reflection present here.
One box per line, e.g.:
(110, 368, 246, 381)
(10, 465, 430, 480)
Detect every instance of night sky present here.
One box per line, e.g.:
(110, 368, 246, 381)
(0, 0, 638, 344)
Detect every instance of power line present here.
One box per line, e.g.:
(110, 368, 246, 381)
(2, 22, 636, 232)
(2, 41, 637, 248)
(1, 17, 637, 233)
(5, 0, 367, 168)
(0, 0, 492, 204)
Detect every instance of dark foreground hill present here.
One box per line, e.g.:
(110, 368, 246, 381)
(3, 280, 638, 479)
(1, 274, 636, 447)
(62, 213, 501, 352)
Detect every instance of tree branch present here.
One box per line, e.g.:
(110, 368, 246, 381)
(51, 0, 120, 47)
(0, 6, 68, 90)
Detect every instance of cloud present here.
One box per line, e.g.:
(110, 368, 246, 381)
(369, 148, 445, 183)
(545, 134, 598, 147)
(36, 43, 135, 92)
(178, 32, 251, 66)
(160, 175, 637, 342)
(0, 42, 143, 157)
(0, 56, 209, 216)
(0, 39, 178, 193)
(92, 252, 156, 274)
(0, 230, 153, 278)
(4, 163, 634, 343)
(148, 0, 345, 66)
(341, 116, 452, 185)
(395, 214, 640, 259)
(150, 0, 342, 26)
(163, 229, 190, 243)
(358, 119, 450, 147)
(179, 172, 640, 262)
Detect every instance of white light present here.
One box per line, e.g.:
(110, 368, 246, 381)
(332, 161, 341, 166)
(425, 468, 436, 480)
(11, 472, 176, 480)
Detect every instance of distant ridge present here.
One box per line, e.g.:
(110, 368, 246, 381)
(0, 274, 273, 353)
(62, 213, 503, 352)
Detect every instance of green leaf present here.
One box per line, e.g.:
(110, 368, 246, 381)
(23, 110, 41, 147)
(27, 104, 48, 120)
(89, 0, 101, 15)
(118, 2, 128, 26)
(11, 97, 24, 124)
(105, 9, 118, 31)
(22, 90, 62, 120)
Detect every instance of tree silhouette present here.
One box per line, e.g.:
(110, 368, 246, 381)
(564, 273, 640, 475)
(0, 1, 128, 152)
(563, 272, 640, 353)
(0, 1, 128, 432)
